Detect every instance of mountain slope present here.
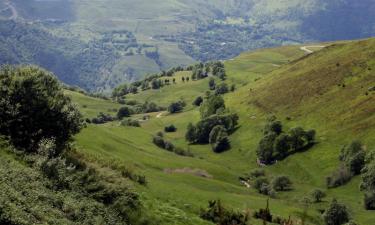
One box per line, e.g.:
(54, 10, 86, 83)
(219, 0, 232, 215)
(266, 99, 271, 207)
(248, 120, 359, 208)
(67, 38, 375, 224)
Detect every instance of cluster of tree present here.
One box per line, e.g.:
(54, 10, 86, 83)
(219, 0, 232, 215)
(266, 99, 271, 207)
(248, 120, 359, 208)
(152, 132, 193, 157)
(91, 112, 116, 124)
(112, 83, 138, 97)
(200, 200, 249, 225)
(164, 125, 177, 132)
(121, 118, 141, 127)
(256, 118, 316, 164)
(0, 66, 151, 224)
(167, 101, 186, 114)
(186, 95, 238, 153)
(326, 141, 366, 188)
(247, 169, 292, 197)
(360, 148, 375, 210)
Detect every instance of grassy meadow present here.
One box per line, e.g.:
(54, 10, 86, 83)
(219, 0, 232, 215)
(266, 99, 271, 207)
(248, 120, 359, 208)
(70, 38, 375, 225)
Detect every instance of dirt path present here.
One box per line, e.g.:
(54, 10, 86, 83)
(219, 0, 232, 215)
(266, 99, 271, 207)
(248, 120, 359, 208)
(300, 45, 325, 54)
(156, 112, 164, 118)
(5, 0, 18, 20)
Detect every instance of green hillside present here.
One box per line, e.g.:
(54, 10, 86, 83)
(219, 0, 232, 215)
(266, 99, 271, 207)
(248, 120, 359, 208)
(64, 38, 375, 224)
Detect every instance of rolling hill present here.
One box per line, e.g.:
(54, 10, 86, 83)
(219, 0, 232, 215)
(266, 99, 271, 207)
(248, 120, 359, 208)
(0, 0, 374, 91)
(63, 38, 375, 224)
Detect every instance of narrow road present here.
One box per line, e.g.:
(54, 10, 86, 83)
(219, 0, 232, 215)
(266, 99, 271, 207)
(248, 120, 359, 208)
(300, 46, 325, 54)
(5, 0, 17, 20)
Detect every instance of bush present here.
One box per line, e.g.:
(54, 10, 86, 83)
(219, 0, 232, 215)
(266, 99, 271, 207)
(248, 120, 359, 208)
(167, 101, 185, 113)
(339, 141, 365, 175)
(310, 189, 326, 203)
(364, 192, 375, 210)
(152, 136, 165, 149)
(117, 106, 131, 119)
(200, 200, 249, 225)
(253, 177, 269, 193)
(193, 96, 203, 106)
(323, 199, 350, 225)
(209, 125, 230, 153)
(121, 119, 140, 127)
(271, 175, 293, 191)
(92, 113, 115, 124)
(0, 66, 82, 153)
(249, 169, 265, 179)
(164, 125, 177, 132)
(185, 123, 197, 143)
(215, 83, 229, 95)
(326, 165, 352, 188)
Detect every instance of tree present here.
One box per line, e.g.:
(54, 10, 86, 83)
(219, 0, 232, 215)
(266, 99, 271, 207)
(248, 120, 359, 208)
(310, 189, 326, 203)
(168, 101, 184, 113)
(193, 96, 203, 106)
(172, 78, 176, 84)
(164, 125, 177, 132)
(360, 154, 375, 209)
(271, 175, 292, 191)
(215, 83, 229, 95)
(257, 132, 277, 164)
(199, 95, 225, 118)
(0, 66, 82, 154)
(117, 106, 131, 119)
(209, 125, 230, 153)
(264, 120, 283, 135)
(209, 78, 216, 90)
(151, 78, 160, 89)
(182, 77, 185, 82)
(289, 127, 306, 151)
(323, 199, 350, 225)
(185, 123, 197, 143)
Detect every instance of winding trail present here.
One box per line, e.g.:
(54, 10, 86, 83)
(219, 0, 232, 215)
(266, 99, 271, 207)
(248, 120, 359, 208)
(300, 45, 325, 54)
(4, 0, 18, 20)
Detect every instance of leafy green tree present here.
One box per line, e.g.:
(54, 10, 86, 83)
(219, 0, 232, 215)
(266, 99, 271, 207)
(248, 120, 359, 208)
(209, 125, 230, 153)
(199, 94, 225, 118)
(271, 175, 293, 191)
(164, 125, 177, 132)
(323, 199, 350, 225)
(168, 101, 184, 113)
(253, 177, 270, 193)
(289, 127, 307, 151)
(360, 152, 375, 209)
(273, 134, 290, 158)
(0, 66, 82, 153)
(117, 106, 131, 119)
(264, 120, 283, 135)
(256, 132, 277, 164)
(310, 189, 326, 203)
(185, 123, 197, 143)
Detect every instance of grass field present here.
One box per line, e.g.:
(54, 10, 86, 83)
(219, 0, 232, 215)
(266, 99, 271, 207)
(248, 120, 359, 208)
(70, 38, 375, 225)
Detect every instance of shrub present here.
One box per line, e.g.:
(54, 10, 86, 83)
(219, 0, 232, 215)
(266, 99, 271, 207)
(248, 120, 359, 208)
(253, 177, 269, 193)
(164, 141, 175, 151)
(200, 200, 249, 225)
(121, 119, 140, 127)
(271, 175, 293, 191)
(193, 96, 204, 106)
(323, 199, 350, 225)
(167, 101, 185, 113)
(92, 113, 115, 124)
(257, 132, 278, 164)
(215, 83, 229, 95)
(0, 66, 82, 153)
(117, 106, 131, 119)
(152, 136, 165, 149)
(208, 78, 216, 90)
(364, 192, 375, 210)
(164, 125, 177, 132)
(310, 189, 326, 203)
(339, 141, 365, 175)
(253, 200, 272, 222)
(185, 123, 197, 143)
(326, 165, 352, 188)
(249, 169, 265, 179)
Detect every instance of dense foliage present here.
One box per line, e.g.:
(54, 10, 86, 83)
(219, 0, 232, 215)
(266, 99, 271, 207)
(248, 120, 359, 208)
(0, 66, 82, 153)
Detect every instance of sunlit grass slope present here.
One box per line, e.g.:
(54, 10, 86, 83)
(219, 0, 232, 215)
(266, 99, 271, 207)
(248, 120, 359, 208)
(71, 38, 375, 225)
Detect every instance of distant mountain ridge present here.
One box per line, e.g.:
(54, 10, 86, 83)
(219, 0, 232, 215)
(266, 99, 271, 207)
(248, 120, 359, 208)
(0, 0, 374, 91)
